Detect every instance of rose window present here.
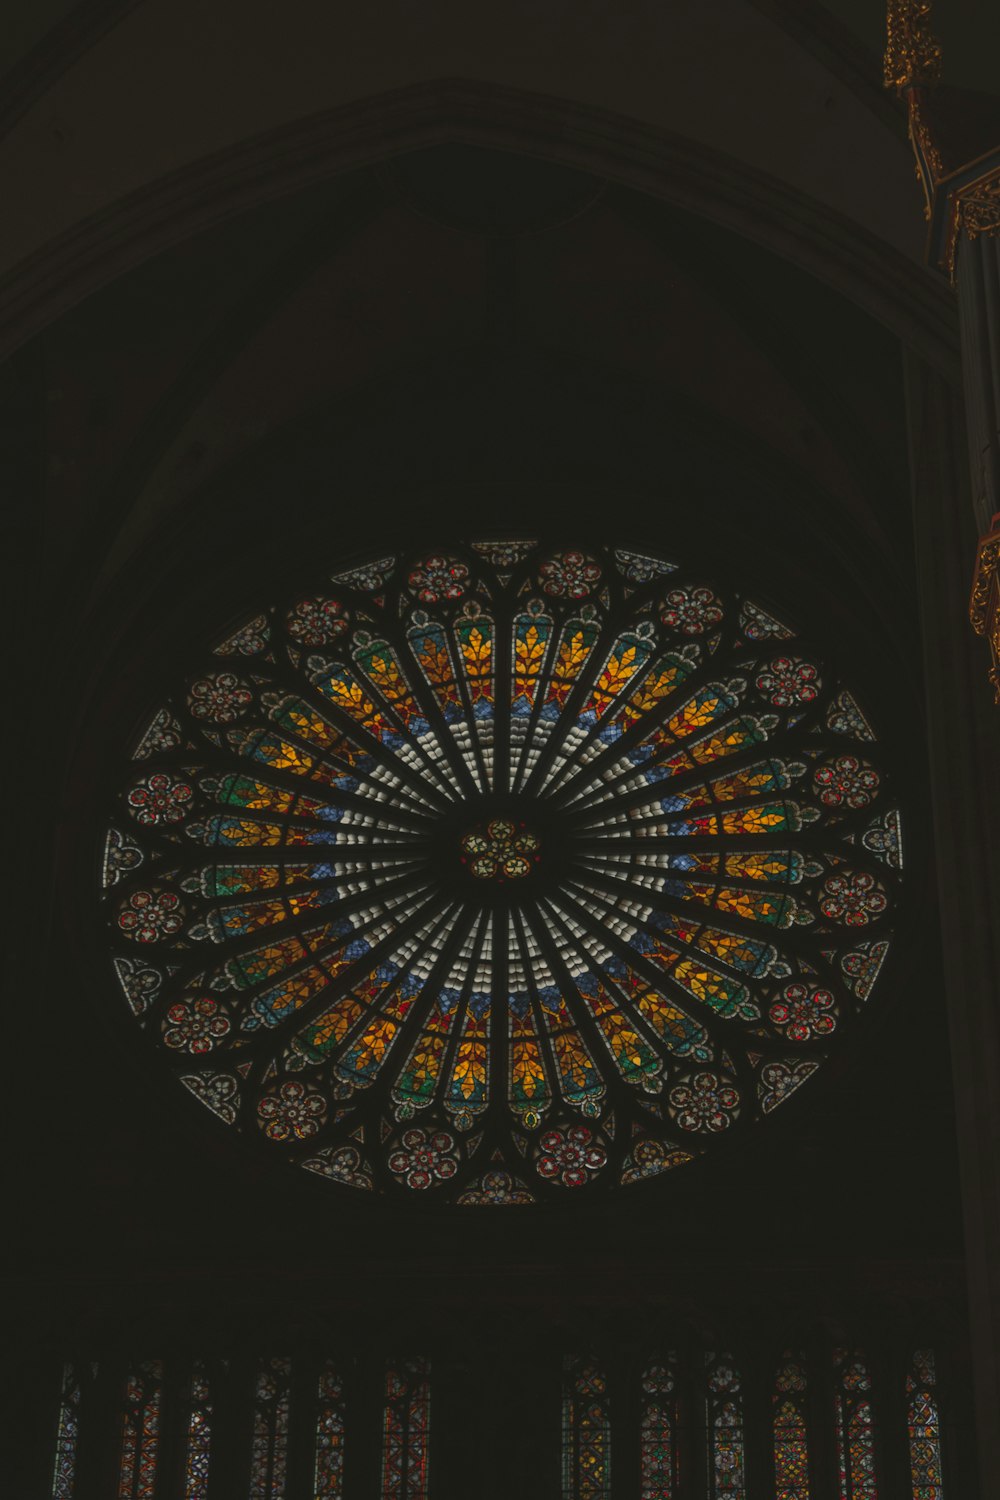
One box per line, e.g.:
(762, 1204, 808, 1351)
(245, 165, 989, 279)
(102, 540, 902, 1201)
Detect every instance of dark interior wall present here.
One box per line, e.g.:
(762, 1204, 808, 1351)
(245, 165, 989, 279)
(4, 150, 963, 1370)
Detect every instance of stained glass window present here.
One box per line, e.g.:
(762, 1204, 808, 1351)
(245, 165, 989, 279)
(562, 1358, 611, 1500)
(834, 1350, 878, 1500)
(102, 541, 903, 1200)
(250, 1357, 291, 1499)
(773, 1354, 810, 1499)
(639, 1359, 678, 1499)
(183, 1362, 213, 1499)
(906, 1350, 945, 1500)
(382, 1358, 431, 1500)
(706, 1355, 745, 1499)
(118, 1361, 163, 1500)
(50, 1362, 82, 1500)
(707, 1362, 746, 1500)
(314, 1361, 346, 1498)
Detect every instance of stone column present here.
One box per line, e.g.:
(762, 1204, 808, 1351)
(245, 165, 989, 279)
(957, 233, 1000, 536)
(904, 349, 1000, 1493)
(886, 17, 1000, 1488)
(961, 230, 1000, 698)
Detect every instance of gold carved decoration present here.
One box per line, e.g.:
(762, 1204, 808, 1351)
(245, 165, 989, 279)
(884, 0, 943, 92)
(970, 515, 1000, 702)
(945, 168, 1000, 280)
(885, 1, 1000, 280)
(892, 2, 1000, 696)
(884, 3, 944, 231)
(908, 88, 944, 220)
(960, 173, 1000, 239)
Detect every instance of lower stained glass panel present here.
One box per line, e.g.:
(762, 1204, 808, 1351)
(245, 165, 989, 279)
(184, 1363, 213, 1500)
(562, 1358, 611, 1500)
(118, 1362, 163, 1500)
(41, 1346, 959, 1499)
(906, 1351, 945, 1500)
(640, 1360, 678, 1500)
(50, 1362, 82, 1500)
(314, 1362, 346, 1499)
(382, 1358, 431, 1500)
(706, 1356, 745, 1500)
(834, 1351, 878, 1500)
(250, 1358, 291, 1500)
(774, 1355, 810, 1500)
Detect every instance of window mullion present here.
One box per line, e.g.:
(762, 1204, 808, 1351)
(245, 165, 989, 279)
(676, 1334, 707, 1500)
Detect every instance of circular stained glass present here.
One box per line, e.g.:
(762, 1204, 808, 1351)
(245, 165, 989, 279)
(102, 540, 902, 1202)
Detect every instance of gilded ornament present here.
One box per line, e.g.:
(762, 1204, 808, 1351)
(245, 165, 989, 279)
(907, 91, 943, 219)
(884, 2, 946, 231)
(883, 0, 942, 92)
(943, 168, 1000, 281)
(970, 516, 1000, 701)
(959, 171, 1000, 241)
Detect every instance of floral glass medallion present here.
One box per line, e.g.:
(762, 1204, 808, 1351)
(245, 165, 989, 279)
(460, 819, 541, 881)
(102, 540, 903, 1202)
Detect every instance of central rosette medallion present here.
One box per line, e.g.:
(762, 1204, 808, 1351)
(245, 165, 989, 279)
(460, 817, 541, 881)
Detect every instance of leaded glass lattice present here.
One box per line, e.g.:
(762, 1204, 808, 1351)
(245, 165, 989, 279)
(706, 1355, 745, 1500)
(906, 1350, 944, 1500)
(183, 1363, 213, 1499)
(249, 1357, 291, 1500)
(314, 1361, 346, 1499)
(118, 1362, 163, 1500)
(639, 1359, 678, 1499)
(834, 1350, 878, 1500)
(382, 1358, 430, 1500)
(774, 1354, 810, 1500)
(562, 1358, 611, 1500)
(103, 541, 903, 1200)
(50, 1362, 82, 1500)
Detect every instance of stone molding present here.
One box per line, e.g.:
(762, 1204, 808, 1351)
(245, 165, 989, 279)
(0, 78, 958, 376)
